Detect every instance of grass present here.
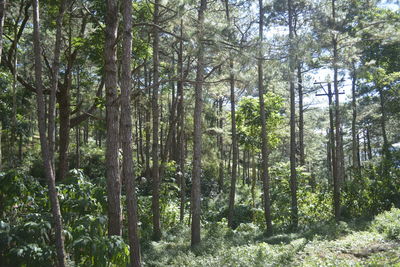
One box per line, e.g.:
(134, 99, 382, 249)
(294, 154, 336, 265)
(141, 214, 400, 267)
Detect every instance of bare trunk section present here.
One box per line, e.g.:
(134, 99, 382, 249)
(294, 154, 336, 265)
(105, 0, 121, 236)
(225, 0, 238, 229)
(297, 65, 305, 166)
(332, 0, 342, 221)
(258, 0, 272, 234)
(32, 1, 67, 265)
(0, 0, 4, 170)
(0, 0, 5, 64)
(121, 0, 141, 264)
(177, 19, 186, 222)
(49, 0, 68, 167)
(327, 84, 336, 184)
(288, 0, 298, 229)
(218, 98, 224, 192)
(227, 59, 238, 228)
(191, 0, 207, 247)
(351, 69, 359, 173)
(378, 87, 389, 157)
(151, 0, 162, 241)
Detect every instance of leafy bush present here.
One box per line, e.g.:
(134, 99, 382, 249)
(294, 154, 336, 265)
(371, 207, 400, 240)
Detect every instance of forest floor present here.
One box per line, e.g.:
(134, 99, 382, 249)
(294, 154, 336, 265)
(142, 219, 400, 266)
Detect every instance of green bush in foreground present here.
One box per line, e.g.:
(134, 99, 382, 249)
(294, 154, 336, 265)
(371, 207, 400, 240)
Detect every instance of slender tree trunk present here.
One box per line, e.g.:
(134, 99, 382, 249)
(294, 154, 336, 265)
(0, 0, 5, 65)
(251, 152, 256, 207)
(75, 68, 81, 169)
(378, 87, 389, 156)
(104, 0, 121, 236)
(49, 0, 67, 168)
(225, 0, 238, 229)
(288, 0, 298, 229)
(332, 0, 342, 220)
(11, 25, 17, 166)
(218, 98, 224, 192)
(177, 19, 185, 222)
(351, 69, 359, 172)
(258, 0, 272, 234)
(32, 1, 66, 265)
(0, 0, 4, 170)
(191, 0, 207, 247)
(121, 0, 141, 264)
(151, 0, 162, 241)
(297, 65, 305, 166)
(58, 83, 70, 181)
(366, 127, 372, 160)
(144, 62, 151, 177)
(0, 121, 2, 170)
(228, 59, 238, 228)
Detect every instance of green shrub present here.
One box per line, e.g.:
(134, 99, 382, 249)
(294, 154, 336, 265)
(371, 207, 400, 240)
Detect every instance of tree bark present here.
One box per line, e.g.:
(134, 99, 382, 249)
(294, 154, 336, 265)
(351, 68, 360, 173)
(191, 0, 207, 247)
(332, 0, 342, 221)
(151, 0, 162, 241)
(288, 0, 298, 229)
(297, 65, 305, 166)
(225, 1, 238, 229)
(177, 19, 186, 223)
(258, 0, 272, 234)
(121, 0, 141, 264)
(227, 59, 238, 228)
(0, 0, 5, 65)
(0, 0, 4, 170)
(218, 97, 224, 192)
(104, 0, 121, 236)
(366, 127, 372, 160)
(378, 87, 389, 157)
(49, 0, 67, 168)
(32, 0, 67, 265)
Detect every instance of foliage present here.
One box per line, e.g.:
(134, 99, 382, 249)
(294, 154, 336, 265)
(236, 92, 285, 150)
(371, 207, 400, 240)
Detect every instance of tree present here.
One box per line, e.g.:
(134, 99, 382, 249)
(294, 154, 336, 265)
(104, 0, 121, 236)
(287, 0, 298, 229)
(225, 0, 239, 230)
(258, 0, 272, 234)
(151, 0, 162, 241)
(121, 0, 141, 265)
(191, 0, 207, 247)
(32, 0, 66, 265)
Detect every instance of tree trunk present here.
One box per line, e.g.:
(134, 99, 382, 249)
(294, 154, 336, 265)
(218, 97, 224, 192)
(351, 69, 359, 172)
(225, 0, 238, 229)
(0, 0, 4, 170)
(104, 0, 121, 236)
(121, 0, 141, 264)
(0, 122, 2, 170)
(0, 0, 5, 65)
(366, 127, 372, 160)
(228, 59, 238, 228)
(151, 0, 162, 241)
(332, 0, 342, 221)
(288, 0, 298, 229)
(49, 0, 67, 168)
(258, 0, 272, 234)
(251, 152, 256, 207)
(32, 1, 67, 265)
(191, 0, 207, 247)
(378, 87, 389, 157)
(177, 19, 185, 223)
(297, 65, 305, 166)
